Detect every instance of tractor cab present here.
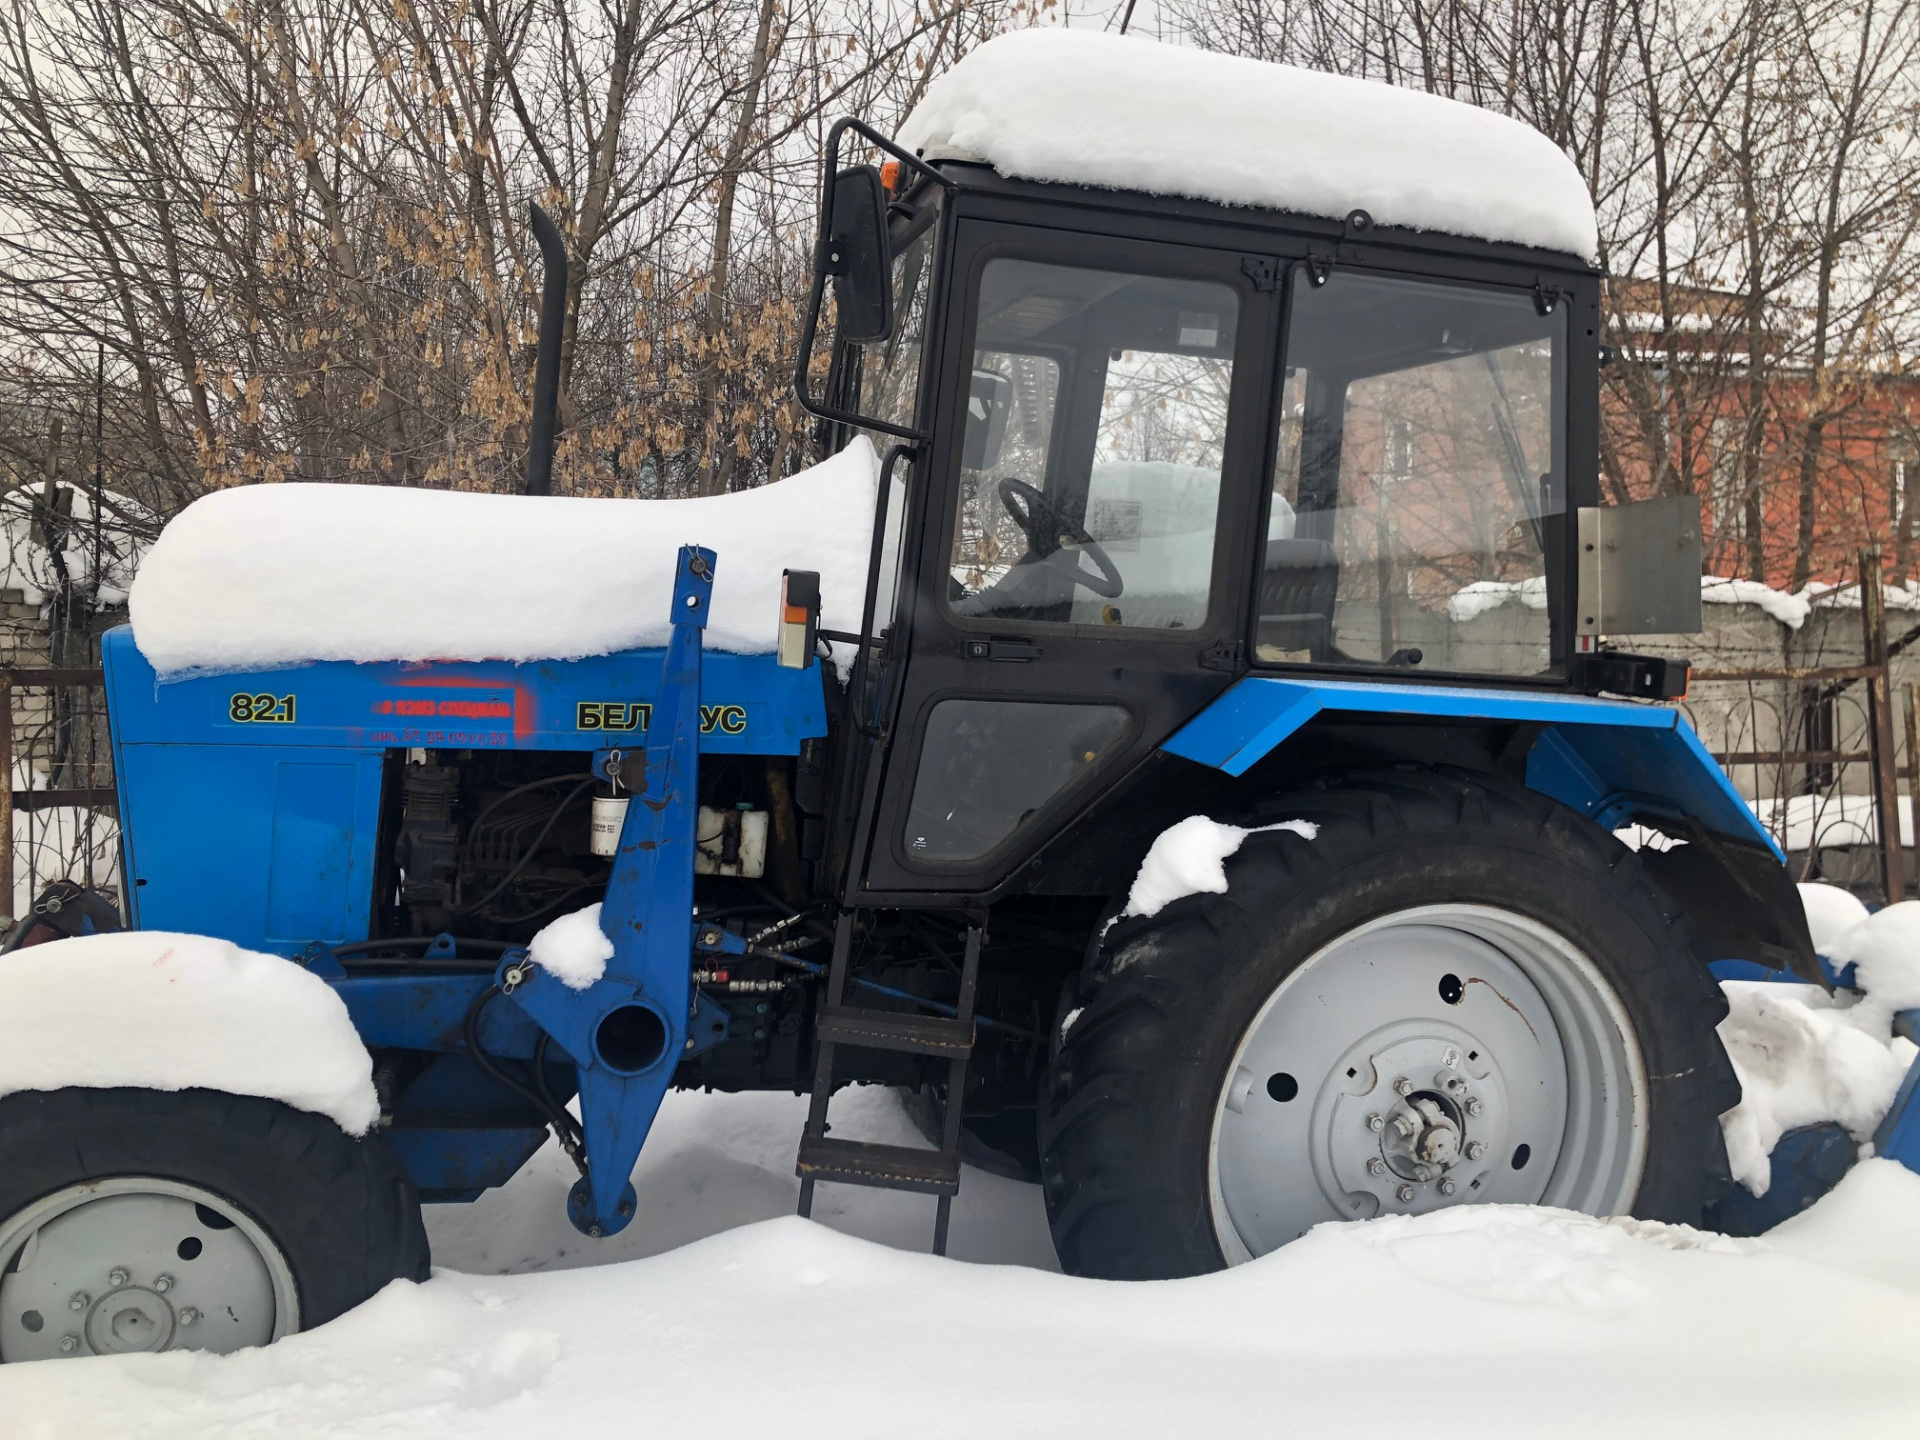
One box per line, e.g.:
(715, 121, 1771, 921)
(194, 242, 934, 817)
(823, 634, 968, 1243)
(790, 42, 1696, 909)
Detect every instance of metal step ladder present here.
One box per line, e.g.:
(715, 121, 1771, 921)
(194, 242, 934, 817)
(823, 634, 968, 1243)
(795, 913, 983, 1254)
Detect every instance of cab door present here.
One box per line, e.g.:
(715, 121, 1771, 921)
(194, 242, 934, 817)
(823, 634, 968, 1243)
(851, 221, 1277, 899)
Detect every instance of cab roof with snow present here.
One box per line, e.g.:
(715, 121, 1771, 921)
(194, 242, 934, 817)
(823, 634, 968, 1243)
(896, 30, 1598, 262)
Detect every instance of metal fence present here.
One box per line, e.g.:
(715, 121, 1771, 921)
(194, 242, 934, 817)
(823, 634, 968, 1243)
(1682, 547, 1918, 903)
(1, 666, 118, 924)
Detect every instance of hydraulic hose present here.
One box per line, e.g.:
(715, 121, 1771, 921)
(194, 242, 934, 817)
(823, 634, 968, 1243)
(461, 983, 586, 1174)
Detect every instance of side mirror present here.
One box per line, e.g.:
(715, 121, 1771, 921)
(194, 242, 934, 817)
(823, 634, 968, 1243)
(827, 166, 892, 344)
(962, 369, 1013, 471)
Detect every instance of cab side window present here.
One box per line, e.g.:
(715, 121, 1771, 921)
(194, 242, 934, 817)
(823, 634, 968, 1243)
(947, 259, 1239, 631)
(1257, 269, 1565, 677)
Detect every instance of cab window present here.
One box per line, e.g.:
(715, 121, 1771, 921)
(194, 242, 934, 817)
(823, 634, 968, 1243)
(1260, 269, 1565, 677)
(947, 259, 1239, 631)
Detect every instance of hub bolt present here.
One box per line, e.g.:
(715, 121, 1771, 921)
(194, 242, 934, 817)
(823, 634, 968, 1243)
(1466, 1141, 1487, 1161)
(153, 1275, 174, 1294)
(1395, 1184, 1416, 1203)
(1392, 1077, 1414, 1097)
(1366, 1112, 1385, 1133)
(1465, 1097, 1484, 1116)
(1438, 1178, 1457, 1196)
(107, 1268, 129, 1288)
(59, 1335, 78, 1354)
(1433, 1069, 1455, 1089)
(179, 1308, 200, 1327)
(68, 1292, 89, 1311)
(1445, 1076, 1469, 1095)
(1392, 1113, 1420, 1138)
(1366, 1157, 1386, 1176)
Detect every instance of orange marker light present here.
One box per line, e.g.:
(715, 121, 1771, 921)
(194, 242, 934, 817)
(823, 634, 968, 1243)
(880, 159, 901, 193)
(777, 570, 821, 670)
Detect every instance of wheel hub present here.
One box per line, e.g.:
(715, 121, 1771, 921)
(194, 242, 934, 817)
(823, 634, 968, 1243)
(1, 1182, 291, 1363)
(1329, 1032, 1510, 1210)
(1389, 1093, 1462, 1175)
(88, 1285, 175, 1355)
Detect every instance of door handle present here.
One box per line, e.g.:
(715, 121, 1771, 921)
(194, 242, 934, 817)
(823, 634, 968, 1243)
(961, 637, 1043, 662)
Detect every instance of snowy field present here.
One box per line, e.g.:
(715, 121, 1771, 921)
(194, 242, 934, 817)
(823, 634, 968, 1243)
(7, 886, 1920, 1436)
(5, 1082, 1920, 1438)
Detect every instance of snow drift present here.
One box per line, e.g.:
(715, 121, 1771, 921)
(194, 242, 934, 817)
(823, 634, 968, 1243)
(8, 1109, 1920, 1438)
(127, 439, 883, 676)
(0, 931, 378, 1133)
(898, 30, 1600, 259)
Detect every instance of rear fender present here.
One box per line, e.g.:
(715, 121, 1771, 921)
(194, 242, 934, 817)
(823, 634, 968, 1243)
(1163, 676, 1813, 978)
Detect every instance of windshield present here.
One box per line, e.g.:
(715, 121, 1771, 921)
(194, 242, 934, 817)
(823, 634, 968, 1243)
(1263, 268, 1565, 677)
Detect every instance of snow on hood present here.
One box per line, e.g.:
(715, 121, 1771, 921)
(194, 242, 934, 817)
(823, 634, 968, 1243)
(899, 30, 1599, 260)
(128, 439, 884, 676)
(0, 931, 379, 1134)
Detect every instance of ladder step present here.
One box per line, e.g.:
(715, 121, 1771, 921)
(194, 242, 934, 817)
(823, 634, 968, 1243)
(795, 1135, 962, 1196)
(816, 1004, 976, 1057)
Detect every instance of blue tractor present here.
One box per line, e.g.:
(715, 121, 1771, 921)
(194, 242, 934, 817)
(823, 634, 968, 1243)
(0, 45, 1831, 1362)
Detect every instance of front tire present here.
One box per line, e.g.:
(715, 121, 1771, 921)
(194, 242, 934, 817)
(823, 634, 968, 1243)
(1039, 768, 1738, 1279)
(0, 1088, 428, 1362)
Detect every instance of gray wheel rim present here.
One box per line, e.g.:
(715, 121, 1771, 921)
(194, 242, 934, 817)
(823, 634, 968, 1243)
(1207, 903, 1648, 1264)
(0, 1178, 299, 1362)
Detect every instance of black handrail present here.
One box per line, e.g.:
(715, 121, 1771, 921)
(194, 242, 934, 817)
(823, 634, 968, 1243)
(848, 442, 915, 737)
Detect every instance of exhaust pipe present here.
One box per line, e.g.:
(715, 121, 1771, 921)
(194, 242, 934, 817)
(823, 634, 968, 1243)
(525, 203, 568, 496)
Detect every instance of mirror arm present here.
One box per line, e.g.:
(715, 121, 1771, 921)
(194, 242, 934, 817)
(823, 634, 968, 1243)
(792, 271, 924, 441)
(793, 117, 954, 438)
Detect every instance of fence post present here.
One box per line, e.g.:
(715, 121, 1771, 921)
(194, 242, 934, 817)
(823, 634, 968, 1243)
(1907, 682, 1920, 791)
(1861, 546, 1906, 901)
(0, 669, 12, 927)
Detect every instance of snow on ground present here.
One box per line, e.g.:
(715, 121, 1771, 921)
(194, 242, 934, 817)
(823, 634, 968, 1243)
(899, 30, 1599, 259)
(9, 891, 1920, 1435)
(5, 1083, 1920, 1439)
(1750, 791, 1915, 851)
(127, 439, 884, 676)
(0, 932, 378, 1133)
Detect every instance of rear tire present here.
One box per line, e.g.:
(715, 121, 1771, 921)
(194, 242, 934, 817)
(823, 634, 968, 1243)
(1039, 768, 1738, 1279)
(0, 1088, 428, 1361)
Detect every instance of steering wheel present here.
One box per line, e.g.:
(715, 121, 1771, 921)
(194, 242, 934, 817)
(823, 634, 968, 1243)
(996, 478, 1125, 599)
